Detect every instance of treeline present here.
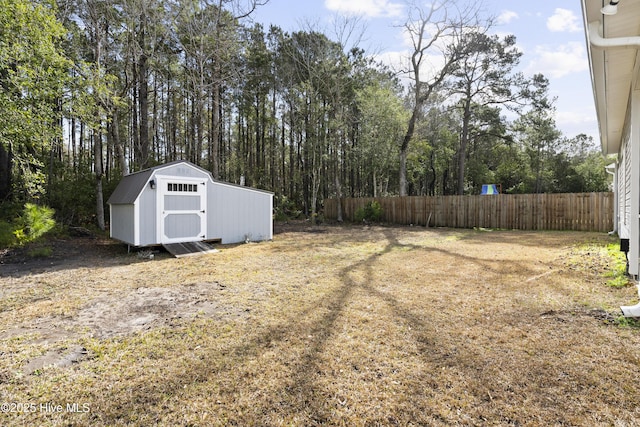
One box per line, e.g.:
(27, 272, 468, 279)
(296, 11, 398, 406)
(0, 0, 609, 229)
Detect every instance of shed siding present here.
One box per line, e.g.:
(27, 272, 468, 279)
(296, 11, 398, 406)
(110, 204, 135, 244)
(164, 194, 201, 210)
(138, 185, 157, 246)
(208, 183, 272, 244)
(157, 163, 208, 180)
(165, 213, 201, 238)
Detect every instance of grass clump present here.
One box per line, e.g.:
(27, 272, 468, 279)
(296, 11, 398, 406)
(27, 245, 53, 258)
(615, 316, 640, 328)
(604, 243, 633, 288)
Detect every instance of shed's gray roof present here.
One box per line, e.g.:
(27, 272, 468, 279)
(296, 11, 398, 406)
(107, 160, 273, 205)
(107, 168, 155, 205)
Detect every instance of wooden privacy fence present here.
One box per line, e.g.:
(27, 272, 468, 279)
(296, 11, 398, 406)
(324, 192, 614, 232)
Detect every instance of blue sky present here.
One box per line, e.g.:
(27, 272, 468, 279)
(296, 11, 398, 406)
(247, 0, 596, 141)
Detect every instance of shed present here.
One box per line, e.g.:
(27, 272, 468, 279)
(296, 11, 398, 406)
(107, 161, 273, 247)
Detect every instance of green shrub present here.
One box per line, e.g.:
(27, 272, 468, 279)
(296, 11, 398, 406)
(274, 195, 303, 221)
(355, 201, 383, 223)
(0, 220, 16, 248)
(13, 203, 56, 245)
(48, 172, 99, 225)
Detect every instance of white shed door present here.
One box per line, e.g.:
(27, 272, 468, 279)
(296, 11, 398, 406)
(156, 176, 207, 244)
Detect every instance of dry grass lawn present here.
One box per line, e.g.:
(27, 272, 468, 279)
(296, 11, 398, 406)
(1, 223, 640, 426)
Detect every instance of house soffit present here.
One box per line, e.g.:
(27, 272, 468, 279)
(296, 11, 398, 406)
(583, 0, 640, 155)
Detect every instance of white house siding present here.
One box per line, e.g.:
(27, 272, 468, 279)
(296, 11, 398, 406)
(617, 124, 632, 240)
(208, 182, 273, 244)
(581, 0, 640, 312)
(610, 90, 640, 278)
(612, 89, 640, 277)
(628, 89, 640, 277)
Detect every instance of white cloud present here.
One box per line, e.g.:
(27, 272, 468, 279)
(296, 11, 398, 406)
(525, 42, 588, 79)
(496, 10, 518, 25)
(547, 8, 581, 33)
(556, 109, 599, 139)
(556, 109, 596, 127)
(324, 0, 404, 19)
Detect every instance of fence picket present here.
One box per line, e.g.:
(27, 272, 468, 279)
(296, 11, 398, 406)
(324, 193, 614, 232)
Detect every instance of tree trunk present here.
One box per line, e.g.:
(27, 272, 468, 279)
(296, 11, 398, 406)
(131, 70, 140, 169)
(211, 81, 221, 179)
(457, 100, 472, 195)
(93, 130, 105, 230)
(535, 143, 543, 194)
(399, 148, 408, 196)
(0, 142, 12, 202)
(138, 52, 150, 169)
(335, 171, 343, 222)
(112, 111, 128, 176)
(399, 108, 419, 196)
(288, 101, 295, 199)
(311, 167, 320, 220)
(373, 171, 377, 198)
(281, 105, 286, 195)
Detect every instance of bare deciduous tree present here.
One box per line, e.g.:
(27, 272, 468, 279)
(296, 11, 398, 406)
(398, 0, 482, 196)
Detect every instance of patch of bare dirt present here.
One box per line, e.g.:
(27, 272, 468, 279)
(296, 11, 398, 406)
(1, 237, 243, 351)
(1, 282, 229, 343)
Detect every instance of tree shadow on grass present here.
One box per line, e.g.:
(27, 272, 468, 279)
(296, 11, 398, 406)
(259, 227, 559, 423)
(64, 227, 603, 425)
(0, 236, 161, 279)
